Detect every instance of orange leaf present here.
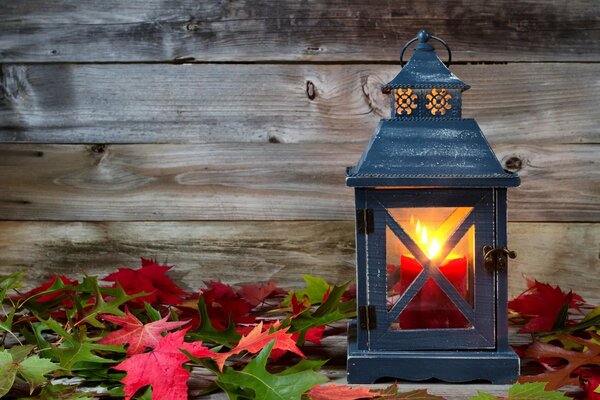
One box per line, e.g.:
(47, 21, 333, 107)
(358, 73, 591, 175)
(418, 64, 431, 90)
(214, 321, 304, 371)
(520, 333, 600, 390)
(307, 384, 380, 400)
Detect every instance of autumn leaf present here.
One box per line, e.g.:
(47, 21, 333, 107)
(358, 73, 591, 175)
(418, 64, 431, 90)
(201, 281, 255, 330)
(284, 275, 331, 306)
(0, 349, 59, 397)
(17, 384, 95, 399)
(186, 296, 241, 347)
(508, 280, 584, 333)
(469, 382, 569, 399)
(114, 329, 216, 400)
(579, 371, 600, 400)
(15, 275, 78, 305)
(520, 333, 600, 390)
(306, 384, 380, 399)
(217, 340, 327, 400)
(290, 282, 356, 341)
(237, 280, 279, 307)
(98, 309, 189, 355)
(38, 317, 120, 372)
(377, 383, 445, 399)
(214, 321, 304, 371)
(103, 258, 189, 306)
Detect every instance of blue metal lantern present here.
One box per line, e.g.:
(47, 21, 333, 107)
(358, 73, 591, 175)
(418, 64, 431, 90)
(346, 30, 520, 384)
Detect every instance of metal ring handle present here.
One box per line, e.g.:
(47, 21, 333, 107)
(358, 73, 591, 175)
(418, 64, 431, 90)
(400, 32, 452, 67)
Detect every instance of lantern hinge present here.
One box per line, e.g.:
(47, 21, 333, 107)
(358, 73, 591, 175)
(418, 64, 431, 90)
(358, 305, 377, 330)
(356, 208, 374, 234)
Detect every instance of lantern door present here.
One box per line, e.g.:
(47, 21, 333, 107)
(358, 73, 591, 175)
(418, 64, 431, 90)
(364, 189, 496, 351)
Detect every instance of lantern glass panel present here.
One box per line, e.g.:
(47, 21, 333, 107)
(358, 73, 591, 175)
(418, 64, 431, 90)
(385, 206, 475, 330)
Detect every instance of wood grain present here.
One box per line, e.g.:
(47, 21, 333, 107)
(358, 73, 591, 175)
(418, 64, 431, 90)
(1, 63, 597, 144)
(0, 143, 598, 221)
(0, 221, 597, 302)
(0, 0, 597, 63)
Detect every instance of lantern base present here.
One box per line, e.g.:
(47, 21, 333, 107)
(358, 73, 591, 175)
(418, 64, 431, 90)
(347, 326, 519, 384)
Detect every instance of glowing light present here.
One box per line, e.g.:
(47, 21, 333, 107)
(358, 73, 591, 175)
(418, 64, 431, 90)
(420, 227, 428, 244)
(427, 238, 441, 259)
(411, 216, 444, 259)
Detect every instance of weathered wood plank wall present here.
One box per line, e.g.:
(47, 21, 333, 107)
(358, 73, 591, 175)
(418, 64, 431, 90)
(0, 1, 599, 302)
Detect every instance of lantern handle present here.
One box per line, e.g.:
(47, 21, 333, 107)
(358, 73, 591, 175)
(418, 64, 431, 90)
(400, 30, 452, 68)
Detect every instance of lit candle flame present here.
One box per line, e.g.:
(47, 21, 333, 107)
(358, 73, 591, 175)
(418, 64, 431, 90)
(412, 217, 442, 259)
(420, 226, 428, 244)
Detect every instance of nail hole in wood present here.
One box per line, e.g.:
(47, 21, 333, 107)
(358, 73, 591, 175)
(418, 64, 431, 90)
(306, 81, 316, 100)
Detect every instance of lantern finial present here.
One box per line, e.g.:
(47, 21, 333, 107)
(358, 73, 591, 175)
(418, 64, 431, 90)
(417, 30, 430, 43)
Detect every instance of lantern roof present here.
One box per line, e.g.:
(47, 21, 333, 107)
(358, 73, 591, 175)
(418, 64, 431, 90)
(383, 30, 470, 91)
(345, 119, 520, 187)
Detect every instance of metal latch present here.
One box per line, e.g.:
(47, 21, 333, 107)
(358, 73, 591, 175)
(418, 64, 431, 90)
(356, 209, 374, 234)
(358, 305, 377, 330)
(483, 245, 517, 272)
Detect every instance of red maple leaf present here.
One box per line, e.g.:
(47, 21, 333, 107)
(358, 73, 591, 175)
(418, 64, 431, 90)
(580, 371, 600, 400)
(103, 258, 190, 306)
(213, 321, 304, 371)
(201, 281, 254, 330)
(306, 384, 380, 400)
(98, 309, 189, 355)
(508, 279, 584, 333)
(291, 293, 311, 316)
(15, 275, 78, 304)
(236, 280, 278, 307)
(114, 329, 216, 400)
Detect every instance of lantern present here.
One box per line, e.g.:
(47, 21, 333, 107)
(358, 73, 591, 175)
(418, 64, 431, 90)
(346, 30, 520, 384)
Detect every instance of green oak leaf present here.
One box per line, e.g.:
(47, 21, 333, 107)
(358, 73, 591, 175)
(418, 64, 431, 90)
(507, 383, 569, 399)
(187, 296, 241, 347)
(569, 306, 600, 333)
(0, 349, 59, 396)
(144, 302, 162, 322)
(468, 382, 569, 399)
(17, 384, 94, 399)
(217, 340, 327, 400)
(40, 317, 121, 372)
(8, 344, 36, 363)
(73, 277, 144, 328)
(18, 355, 59, 388)
(283, 275, 330, 306)
(288, 282, 355, 343)
(0, 272, 23, 303)
(0, 350, 18, 397)
(0, 308, 15, 334)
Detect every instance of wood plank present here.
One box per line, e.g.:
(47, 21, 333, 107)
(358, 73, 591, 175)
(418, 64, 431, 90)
(0, 0, 597, 62)
(1, 63, 597, 144)
(0, 143, 598, 221)
(0, 221, 597, 303)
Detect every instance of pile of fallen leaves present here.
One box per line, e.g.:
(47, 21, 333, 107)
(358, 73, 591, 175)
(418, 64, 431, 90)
(509, 279, 600, 399)
(0, 259, 597, 399)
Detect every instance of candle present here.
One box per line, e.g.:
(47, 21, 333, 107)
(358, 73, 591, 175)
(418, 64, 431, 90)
(397, 255, 468, 329)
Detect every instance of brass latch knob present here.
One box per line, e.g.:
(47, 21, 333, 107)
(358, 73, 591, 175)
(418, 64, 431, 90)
(483, 245, 516, 272)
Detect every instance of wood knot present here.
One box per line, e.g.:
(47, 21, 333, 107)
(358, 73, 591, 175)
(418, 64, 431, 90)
(503, 156, 523, 172)
(306, 81, 316, 100)
(90, 144, 107, 154)
(362, 75, 388, 118)
(268, 135, 281, 143)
